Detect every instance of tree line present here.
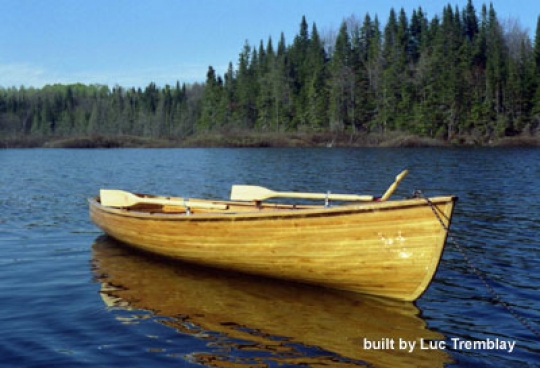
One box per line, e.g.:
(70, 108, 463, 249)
(0, 82, 202, 141)
(2, 1, 540, 145)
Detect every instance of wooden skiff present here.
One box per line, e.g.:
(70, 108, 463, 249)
(89, 176, 457, 301)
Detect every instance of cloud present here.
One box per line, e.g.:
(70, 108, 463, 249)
(0, 62, 48, 88)
(98, 63, 219, 88)
(75, 64, 212, 88)
(0, 62, 218, 89)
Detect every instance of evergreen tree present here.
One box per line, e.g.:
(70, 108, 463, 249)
(463, 0, 479, 42)
(533, 17, 540, 121)
(256, 38, 276, 131)
(198, 66, 224, 131)
(288, 16, 311, 128)
(380, 8, 402, 132)
(2, 2, 539, 146)
(306, 23, 329, 130)
(485, 4, 507, 125)
(234, 42, 258, 129)
(328, 21, 353, 132)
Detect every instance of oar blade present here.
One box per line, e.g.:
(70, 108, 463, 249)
(100, 189, 138, 207)
(230, 185, 275, 201)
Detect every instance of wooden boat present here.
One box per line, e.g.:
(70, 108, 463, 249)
(92, 235, 452, 367)
(89, 170, 457, 301)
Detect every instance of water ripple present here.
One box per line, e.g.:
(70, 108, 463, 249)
(1, 147, 539, 367)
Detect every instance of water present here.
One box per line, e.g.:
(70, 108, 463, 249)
(0, 147, 538, 367)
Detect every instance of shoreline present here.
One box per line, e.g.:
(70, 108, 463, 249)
(2, 132, 539, 149)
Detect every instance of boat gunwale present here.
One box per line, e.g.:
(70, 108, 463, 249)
(88, 195, 457, 222)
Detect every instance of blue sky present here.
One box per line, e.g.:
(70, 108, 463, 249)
(0, 0, 537, 89)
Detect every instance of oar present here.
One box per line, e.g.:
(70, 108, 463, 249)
(380, 169, 409, 201)
(231, 169, 409, 203)
(100, 189, 228, 210)
(230, 186, 374, 202)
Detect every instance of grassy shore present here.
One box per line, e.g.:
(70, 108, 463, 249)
(2, 131, 539, 148)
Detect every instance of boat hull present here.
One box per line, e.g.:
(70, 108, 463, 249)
(89, 196, 456, 301)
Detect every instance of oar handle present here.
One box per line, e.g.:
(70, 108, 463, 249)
(380, 170, 409, 201)
(142, 197, 228, 210)
(279, 192, 374, 201)
(230, 185, 375, 202)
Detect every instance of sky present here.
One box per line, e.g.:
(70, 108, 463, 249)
(0, 0, 538, 89)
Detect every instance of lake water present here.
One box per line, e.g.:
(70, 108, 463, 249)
(0, 147, 538, 367)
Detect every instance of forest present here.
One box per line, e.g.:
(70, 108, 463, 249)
(2, 1, 540, 147)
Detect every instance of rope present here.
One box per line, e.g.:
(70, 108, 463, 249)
(414, 190, 540, 339)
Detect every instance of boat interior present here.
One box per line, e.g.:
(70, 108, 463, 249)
(97, 193, 328, 215)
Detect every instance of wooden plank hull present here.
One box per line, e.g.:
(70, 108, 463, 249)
(92, 236, 453, 367)
(89, 195, 457, 301)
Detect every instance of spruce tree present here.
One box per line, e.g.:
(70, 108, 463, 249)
(328, 21, 353, 132)
(306, 23, 328, 130)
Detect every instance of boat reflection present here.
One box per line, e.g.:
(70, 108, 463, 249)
(91, 236, 451, 367)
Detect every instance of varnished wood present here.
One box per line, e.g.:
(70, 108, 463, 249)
(230, 185, 375, 202)
(93, 236, 452, 367)
(100, 189, 228, 210)
(89, 190, 457, 301)
(380, 169, 409, 201)
(231, 169, 408, 202)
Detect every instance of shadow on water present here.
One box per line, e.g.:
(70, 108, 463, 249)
(91, 235, 452, 367)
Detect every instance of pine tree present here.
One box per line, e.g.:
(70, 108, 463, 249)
(485, 3, 507, 132)
(3, 3, 540, 146)
(272, 33, 292, 132)
(287, 16, 311, 128)
(380, 8, 401, 132)
(363, 15, 384, 133)
(306, 23, 328, 130)
(256, 38, 275, 131)
(234, 42, 258, 129)
(529, 17, 540, 123)
(463, 0, 479, 42)
(328, 21, 353, 132)
(198, 66, 225, 132)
